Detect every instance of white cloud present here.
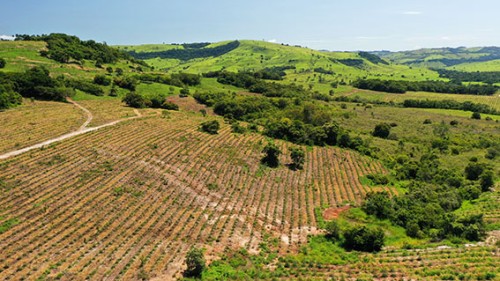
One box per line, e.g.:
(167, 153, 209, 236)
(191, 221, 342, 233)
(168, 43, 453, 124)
(402, 11, 422, 15)
(0, 35, 15, 41)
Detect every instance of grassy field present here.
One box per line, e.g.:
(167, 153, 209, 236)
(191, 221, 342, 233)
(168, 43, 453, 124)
(449, 59, 500, 72)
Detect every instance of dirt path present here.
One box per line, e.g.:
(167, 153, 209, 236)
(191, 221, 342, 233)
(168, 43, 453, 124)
(67, 98, 93, 130)
(0, 100, 142, 160)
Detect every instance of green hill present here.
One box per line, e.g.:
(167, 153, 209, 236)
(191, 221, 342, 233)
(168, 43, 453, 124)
(374, 46, 500, 70)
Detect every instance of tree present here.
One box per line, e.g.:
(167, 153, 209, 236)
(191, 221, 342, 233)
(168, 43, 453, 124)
(122, 92, 149, 108)
(372, 123, 391, 139)
(0, 58, 6, 68)
(324, 220, 341, 240)
(362, 191, 393, 219)
(471, 112, 481, 120)
(93, 74, 111, 86)
(464, 162, 484, 181)
(261, 141, 281, 168)
(184, 247, 205, 278)
(343, 225, 385, 252)
(479, 170, 494, 192)
(200, 120, 220, 134)
(289, 147, 305, 170)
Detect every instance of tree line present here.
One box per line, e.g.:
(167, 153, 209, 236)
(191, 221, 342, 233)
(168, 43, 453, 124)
(15, 33, 137, 65)
(128, 41, 240, 61)
(403, 99, 499, 115)
(352, 78, 498, 95)
(436, 69, 500, 84)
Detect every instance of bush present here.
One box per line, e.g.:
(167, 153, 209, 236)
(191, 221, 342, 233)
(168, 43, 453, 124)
(324, 220, 341, 240)
(261, 141, 281, 168)
(161, 101, 179, 110)
(289, 147, 305, 170)
(372, 123, 391, 139)
(0, 58, 6, 68)
(471, 112, 481, 119)
(423, 119, 432, 124)
(122, 92, 149, 108)
(343, 225, 385, 252)
(362, 191, 393, 219)
(200, 120, 220, 135)
(184, 247, 205, 278)
(230, 121, 246, 134)
(93, 74, 111, 86)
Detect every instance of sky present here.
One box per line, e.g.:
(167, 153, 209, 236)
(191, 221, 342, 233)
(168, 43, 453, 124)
(1, 0, 500, 51)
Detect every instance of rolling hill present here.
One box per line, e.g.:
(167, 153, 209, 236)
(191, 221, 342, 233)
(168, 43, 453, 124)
(373, 46, 500, 70)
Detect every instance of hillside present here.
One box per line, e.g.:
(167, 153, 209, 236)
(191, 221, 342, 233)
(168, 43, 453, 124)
(0, 37, 499, 280)
(374, 46, 500, 70)
(124, 40, 441, 79)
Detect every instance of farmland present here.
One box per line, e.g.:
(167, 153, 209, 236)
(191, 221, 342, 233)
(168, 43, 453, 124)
(0, 36, 499, 281)
(0, 111, 390, 280)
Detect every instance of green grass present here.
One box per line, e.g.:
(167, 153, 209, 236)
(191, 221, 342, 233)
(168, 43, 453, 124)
(448, 59, 500, 72)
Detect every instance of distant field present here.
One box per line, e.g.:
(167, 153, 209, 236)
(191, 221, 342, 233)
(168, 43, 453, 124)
(449, 59, 500, 72)
(0, 99, 85, 154)
(341, 88, 500, 111)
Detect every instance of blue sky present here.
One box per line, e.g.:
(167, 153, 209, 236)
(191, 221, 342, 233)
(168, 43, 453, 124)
(1, 0, 499, 51)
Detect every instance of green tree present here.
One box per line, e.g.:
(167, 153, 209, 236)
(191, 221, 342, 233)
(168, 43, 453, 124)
(362, 191, 393, 219)
(343, 225, 385, 252)
(261, 141, 281, 168)
(200, 120, 220, 134)
(479, 170, 494, 192)
(464, 162, 484, 181)
(184, 247, 205, 278)
(93, 74, 111, 86)
(324, 220, 341, 240)
(122, 92, 149, 108)
(372, 123, 391, 139)
(289, 147, 305, 170)
(0, 58, 6, 68)
(471, 112, 481, 120)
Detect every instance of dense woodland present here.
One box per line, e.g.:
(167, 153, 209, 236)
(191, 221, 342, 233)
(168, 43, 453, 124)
(15, 33, 136, 65)
(128, 40, 240, 60)
(436, 69, 500, 84)
(352, 78, 498, 95)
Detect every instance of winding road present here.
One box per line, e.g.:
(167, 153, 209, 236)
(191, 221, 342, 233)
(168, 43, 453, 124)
(0, 99, 142, 160)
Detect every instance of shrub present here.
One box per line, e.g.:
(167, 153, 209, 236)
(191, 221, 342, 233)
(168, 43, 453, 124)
(423, 119, 432, 124)
(343, 225, 385, 252)
(289, 147, 305, 170)
(123, 92, 149, 108)
(200, 120, 220, 134)
(184, 247, 205, 278)
(0, 58, 6, 68)
(93, 74, 111, 86)
(372, 123, 391, 139)
(471, 112, 481, 119)
(231, 121, 246, 134)
(261, 141, 281, 168)
(161, 101, 179, 110)
(324, 220, 341, 240)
